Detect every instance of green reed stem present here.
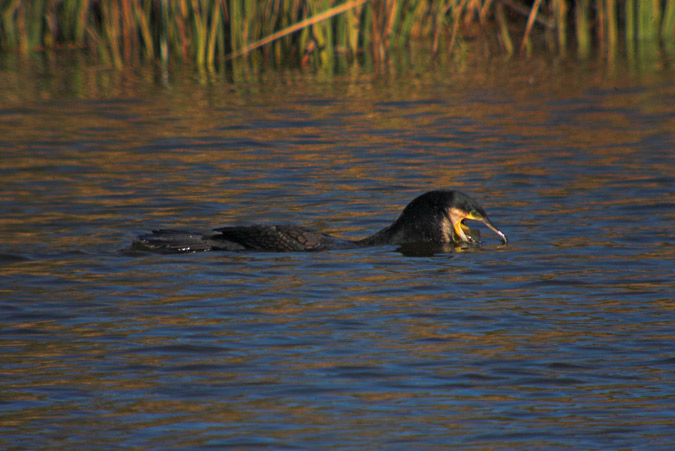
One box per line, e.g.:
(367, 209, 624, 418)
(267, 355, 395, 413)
(575, 0, 591, 58)
(495, 2, 513, 55)
(664, 0, 675, 40)
(625, 0, 637, 62)
(606, 0, 618, 57)
(554, 0, 568, 55)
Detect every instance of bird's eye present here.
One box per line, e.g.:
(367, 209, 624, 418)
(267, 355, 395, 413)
(470, 209, 480, 218)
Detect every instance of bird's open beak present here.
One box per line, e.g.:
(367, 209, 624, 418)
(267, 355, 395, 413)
(465, 210, 508, 245)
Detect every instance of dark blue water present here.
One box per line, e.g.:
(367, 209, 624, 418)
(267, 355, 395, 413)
(1, 59, 673, 449)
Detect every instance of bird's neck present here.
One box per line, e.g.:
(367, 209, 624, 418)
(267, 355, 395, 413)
(353, 221, 405, 247)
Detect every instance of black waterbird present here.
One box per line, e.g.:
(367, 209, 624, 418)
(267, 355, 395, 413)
(133, 190, 507, 253)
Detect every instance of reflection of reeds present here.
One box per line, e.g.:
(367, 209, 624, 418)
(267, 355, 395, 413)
(0, 1, 673, 69)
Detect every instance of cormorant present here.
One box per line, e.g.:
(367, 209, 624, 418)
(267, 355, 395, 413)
(133, 190, 507, 253)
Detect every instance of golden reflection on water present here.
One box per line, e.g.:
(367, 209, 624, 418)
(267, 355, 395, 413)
(2, 74, 670, 234)
(0, 54, 673, 449)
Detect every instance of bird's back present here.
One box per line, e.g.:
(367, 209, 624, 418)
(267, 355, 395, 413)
(214, 225, 354, 252)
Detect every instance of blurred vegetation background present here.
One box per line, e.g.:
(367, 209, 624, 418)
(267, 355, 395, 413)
(0, 0, 673, 71)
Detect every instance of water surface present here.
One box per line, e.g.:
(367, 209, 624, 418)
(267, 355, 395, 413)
(1, 57, 673, 449)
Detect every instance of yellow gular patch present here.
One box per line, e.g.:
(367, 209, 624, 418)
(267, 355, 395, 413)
(448, 207, 469, 242)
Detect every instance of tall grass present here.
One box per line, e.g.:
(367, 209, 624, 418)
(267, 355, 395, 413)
(0, 0, 673, 70)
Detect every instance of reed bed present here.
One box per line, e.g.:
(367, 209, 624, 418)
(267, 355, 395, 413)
(0, 0, 673, 69)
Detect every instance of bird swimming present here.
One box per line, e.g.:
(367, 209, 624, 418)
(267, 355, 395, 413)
(133, 190, 507, 253)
